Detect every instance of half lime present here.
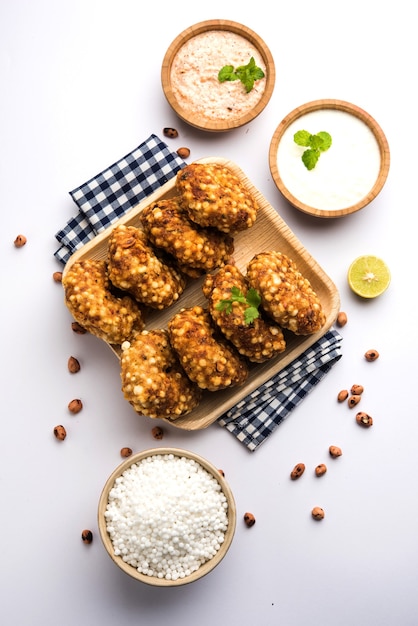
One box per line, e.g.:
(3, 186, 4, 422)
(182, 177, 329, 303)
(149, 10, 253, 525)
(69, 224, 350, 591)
(347, 255, 391, 298)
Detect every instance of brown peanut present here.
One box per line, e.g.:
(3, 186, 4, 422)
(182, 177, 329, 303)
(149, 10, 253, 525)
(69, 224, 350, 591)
(350, 384, 364, 395)
(348, 395, 361, 408)
(163, 127, 178, 138)
(356, 412, 373, 427)
(53, 271, 63, 282)
(151, 426, 164, 440)
(312, 507, 325, 520)
(365, 349, 379, 362)
(68, 356, 81, 373)
(81, 529, 93, 544)
(120, 447, 132, 458)
(290, 463, 306, 480)
(336, 311, 347, 327)
(218, 469, 225, 477)
(315, 463, 327, 477)
(53, 425, 67, 441)
(71, 321, 87, 334)
(337, 389, 349, 402)
(14, 234, 27, 247)
(68, 398, 83, 414)
(243, 512, 256, 527)
(176, 147, 190, 159)
(329, 445, 342, 458)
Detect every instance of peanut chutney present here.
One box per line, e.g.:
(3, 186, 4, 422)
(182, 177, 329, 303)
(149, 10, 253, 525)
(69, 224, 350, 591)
(170, 31, 266, 122)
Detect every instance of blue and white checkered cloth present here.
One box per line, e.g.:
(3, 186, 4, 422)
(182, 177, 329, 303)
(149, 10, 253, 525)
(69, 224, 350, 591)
(54, 134, 343, 451)
(54, 134, 186, 264)
(218, 329, 342, 450)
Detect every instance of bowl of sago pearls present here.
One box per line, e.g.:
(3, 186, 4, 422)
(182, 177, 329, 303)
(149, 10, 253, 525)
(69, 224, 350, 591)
(98, 448, 236, 586)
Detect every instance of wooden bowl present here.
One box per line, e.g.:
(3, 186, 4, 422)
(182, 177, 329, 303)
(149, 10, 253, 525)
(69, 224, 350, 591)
(98, 448, 237, 586)
(269, 99, 390, 218)
(161, 20, 275, 132)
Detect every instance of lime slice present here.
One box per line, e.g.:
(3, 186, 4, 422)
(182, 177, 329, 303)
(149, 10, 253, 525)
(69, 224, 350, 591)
(347, 255, 391, 298)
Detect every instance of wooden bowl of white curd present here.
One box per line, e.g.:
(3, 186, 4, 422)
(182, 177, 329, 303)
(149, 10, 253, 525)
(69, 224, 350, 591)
(98, 448, 236, 586)
(269, 99, 390, 218)
(161, 20, 275, 132)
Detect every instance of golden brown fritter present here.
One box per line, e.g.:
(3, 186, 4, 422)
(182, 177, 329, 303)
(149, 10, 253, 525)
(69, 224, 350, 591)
(107, 224, 186, 310)
(202, 264, 286, 363)
(176, 162, 258, 233)
(120, 329, 202, 420)
(167, 305, 249, 391)
(246, 251, 326, 335)
(62, 258, 144, 345)
(139, 197, 234, 278)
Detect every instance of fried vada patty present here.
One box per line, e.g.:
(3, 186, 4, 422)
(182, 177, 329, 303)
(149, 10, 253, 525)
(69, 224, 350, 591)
(176, 162, 258, 234)
(120, 329, 202, 420)
(167, 305, 249, 391)
(140, 197, 234, 278)
(62, 258, 144, 344)
(246, 251, 326, 335)
(202, 264, 286, 363)
(107, 224, 186, 310)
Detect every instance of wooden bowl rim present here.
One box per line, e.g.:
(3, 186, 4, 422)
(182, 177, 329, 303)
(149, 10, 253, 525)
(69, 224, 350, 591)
(97, 447, 237, 586)
(161, 19, 275, 132)
(268, 99, 391, 218)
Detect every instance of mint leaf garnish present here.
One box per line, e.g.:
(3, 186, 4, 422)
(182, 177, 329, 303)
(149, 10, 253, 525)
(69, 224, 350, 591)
(218, 57, 265, 93)
(294, 130, 332, 170)
(215, 286, 261, 325)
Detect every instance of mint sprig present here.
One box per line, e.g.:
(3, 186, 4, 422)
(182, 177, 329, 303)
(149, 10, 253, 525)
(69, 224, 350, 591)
(216, 286, 261, 324)
(294, 130, 332, 170)
(218, 57, 265, 93)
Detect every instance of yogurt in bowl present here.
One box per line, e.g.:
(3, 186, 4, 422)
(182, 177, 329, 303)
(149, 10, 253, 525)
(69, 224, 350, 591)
(269, 100, 390, 217)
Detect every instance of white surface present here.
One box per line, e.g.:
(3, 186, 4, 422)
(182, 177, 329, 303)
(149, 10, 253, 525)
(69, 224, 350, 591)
(0, 1, 416, 625)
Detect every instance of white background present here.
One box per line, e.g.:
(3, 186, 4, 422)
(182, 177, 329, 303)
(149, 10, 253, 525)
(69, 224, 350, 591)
(1, 1, 416, 625)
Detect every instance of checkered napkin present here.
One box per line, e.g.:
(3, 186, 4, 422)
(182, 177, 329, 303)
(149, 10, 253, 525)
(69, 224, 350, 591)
(54, 134, 187, 264)
(54, 135, 343, 450)
(217, 328, 343, 451)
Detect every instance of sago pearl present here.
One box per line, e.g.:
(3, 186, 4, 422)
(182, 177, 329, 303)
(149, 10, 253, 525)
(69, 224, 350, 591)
(104, 453, 229, 580)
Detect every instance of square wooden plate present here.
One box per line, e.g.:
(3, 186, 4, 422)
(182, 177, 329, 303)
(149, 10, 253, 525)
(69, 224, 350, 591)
(63, 158, 340, 430)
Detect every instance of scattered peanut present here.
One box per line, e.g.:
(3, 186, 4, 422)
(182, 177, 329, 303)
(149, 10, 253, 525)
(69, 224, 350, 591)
(337, 389, 349, 402)
(348, 395, 361, 408)
(243, 512, 256, 527)
(312, 507, 325, 521)
(163, 127, 178, 138)
(68, 356, 81, 373)
(350, 384, 364, 395)
(68, 399, 83, 414)
(53, 425, 67, 441)
(315, 464, 327, 477)
(120, 447, 133, 458)
(71, 321, 87, 334)
(290, 462, 306, 480)
(365, 349, 379, 362)
(81, 529, 93, 544)
(336, 311, 348, 327)
(53, 271, 63, 282)
(356, 411, 373, 427)
(151, 426, 164, 440)
(14, 234, 27, 247)
(329, 445, 342, 458)
(177, 147, 190, 159)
